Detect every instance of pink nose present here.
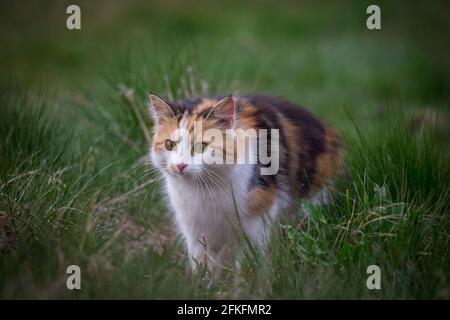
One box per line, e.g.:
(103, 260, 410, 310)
(176, 163, 188, 173)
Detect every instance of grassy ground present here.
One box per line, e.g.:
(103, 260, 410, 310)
(0, 0, 449, 299)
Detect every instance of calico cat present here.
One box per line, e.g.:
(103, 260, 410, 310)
(149, 94, 343, 270)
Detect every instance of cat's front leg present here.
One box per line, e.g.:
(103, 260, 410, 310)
(187, 236, 237, 273)
(185, 235, 216, 272)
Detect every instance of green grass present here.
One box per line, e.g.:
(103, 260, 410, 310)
(0, 0, 449, 299)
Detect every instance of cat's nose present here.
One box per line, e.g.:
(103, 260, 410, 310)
(176, 163, 188, 174)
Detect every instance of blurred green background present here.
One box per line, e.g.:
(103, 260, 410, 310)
(0, 0, 448, 299)
(1, 0, 449, 111)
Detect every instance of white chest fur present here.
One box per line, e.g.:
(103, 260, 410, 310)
(163, 165, 256, 263)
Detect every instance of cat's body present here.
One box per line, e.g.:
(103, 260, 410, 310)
(149, 94, 343, 270)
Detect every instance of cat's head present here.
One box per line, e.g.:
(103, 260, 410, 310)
(148, 94, 237, 179)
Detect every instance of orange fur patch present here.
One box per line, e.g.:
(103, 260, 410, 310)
(308, 126, 344, 197)
(237, 102, 258, 130)
(247, 184, 276, 216)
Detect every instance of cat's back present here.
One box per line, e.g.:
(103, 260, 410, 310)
(236, 94, 344, 199)
(236, 94, 323, 133)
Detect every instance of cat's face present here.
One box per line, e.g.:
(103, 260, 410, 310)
(149, 95, 236, 179)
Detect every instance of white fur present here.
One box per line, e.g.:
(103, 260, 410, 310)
(150, 113, 278, 270)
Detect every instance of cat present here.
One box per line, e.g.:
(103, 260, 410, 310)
(148, 94, 343, 270)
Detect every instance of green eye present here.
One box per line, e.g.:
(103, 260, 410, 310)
(194, 142, 209, 153)
(165, 139, 176, 151)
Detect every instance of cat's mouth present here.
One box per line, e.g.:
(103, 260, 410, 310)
(167, 165, 191, 177)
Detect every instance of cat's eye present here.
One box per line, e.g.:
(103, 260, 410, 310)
(165, 139, 177, 151)
(193, 142, 209, 153)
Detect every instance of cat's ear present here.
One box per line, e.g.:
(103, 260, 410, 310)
(148, 94, 174, 124)
(210, 96, 235, 128)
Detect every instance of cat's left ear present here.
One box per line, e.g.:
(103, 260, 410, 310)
(211, 96, 236, 128)
(148, 94, 174, 125)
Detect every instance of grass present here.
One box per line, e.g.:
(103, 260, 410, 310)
(0, 0, 449, 299)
